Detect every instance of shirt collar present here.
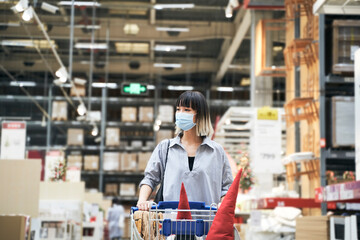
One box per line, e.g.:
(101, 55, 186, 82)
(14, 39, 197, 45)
(170, 134, 215, 150)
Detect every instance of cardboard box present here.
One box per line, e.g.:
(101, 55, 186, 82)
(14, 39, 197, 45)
(332, 96, 354, 147)
(105, 128, 120, 146)
(87, 111, 101, 122)
(296, 216, 329, 240)
(103, 152, 120, 171)
(156, 130, 174, 144)
(120, 153, 137, 172)
(123, 217, 131, 238)
(105, 183, 118, 196)
(67, 155, 82, 169)
(139, 106, 154, 122)
(0, 215, 30, 240)
(119, 183, 136, 196)
(0, 160, 41, 217)
(67, 128, 84, 146)
(70, 84, 86, 97)
(138, 152, 152, 171)
(122, 107, 137, 122)
(51, 101, 67, 121)
(131, 140, 142, 148)
(158, 105, 174, 123)
(39, 182, 85, 201)
(84, 155, 99, 171)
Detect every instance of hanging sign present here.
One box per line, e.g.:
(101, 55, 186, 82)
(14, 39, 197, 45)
(1, 121, 26, 160)
(252, 107, 283, 174)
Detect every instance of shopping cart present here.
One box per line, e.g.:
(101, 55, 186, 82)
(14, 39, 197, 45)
(131, 201, 241, 240)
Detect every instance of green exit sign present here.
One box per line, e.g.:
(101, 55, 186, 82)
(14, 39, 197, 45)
(121, 83, 148, 95)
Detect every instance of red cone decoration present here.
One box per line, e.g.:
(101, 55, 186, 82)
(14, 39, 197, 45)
(176, 182, 192, 219)
(206, 168, 243, 240)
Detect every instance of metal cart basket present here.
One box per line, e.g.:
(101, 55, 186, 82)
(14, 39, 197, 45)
(131, 201, 241, 240)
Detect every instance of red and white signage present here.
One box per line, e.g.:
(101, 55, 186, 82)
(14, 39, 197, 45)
(1, 121, 26, 160)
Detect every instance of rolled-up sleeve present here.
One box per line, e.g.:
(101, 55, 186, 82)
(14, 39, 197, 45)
(139, 140, 166, 190)
(221, 150, 233, 197)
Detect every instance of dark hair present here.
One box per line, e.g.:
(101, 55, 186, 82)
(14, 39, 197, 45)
(175, 91, 213, 136)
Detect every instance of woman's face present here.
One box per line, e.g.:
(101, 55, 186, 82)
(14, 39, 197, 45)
(176, 105, 197, 123)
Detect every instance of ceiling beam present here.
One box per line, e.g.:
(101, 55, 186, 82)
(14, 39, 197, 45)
(214, 10, 251, 83)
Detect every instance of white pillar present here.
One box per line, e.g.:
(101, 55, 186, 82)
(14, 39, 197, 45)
(355, 49, 360, 181)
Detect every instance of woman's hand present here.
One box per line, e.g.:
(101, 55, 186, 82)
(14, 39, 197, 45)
(136, 200, 152, 211)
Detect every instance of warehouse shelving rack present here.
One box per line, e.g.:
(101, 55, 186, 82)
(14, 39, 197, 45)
(318, 14, 357, 214)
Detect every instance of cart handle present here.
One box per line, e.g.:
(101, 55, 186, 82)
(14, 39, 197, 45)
(131, 201, 217, 213)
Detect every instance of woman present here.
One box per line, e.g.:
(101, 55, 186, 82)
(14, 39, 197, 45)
(137, 91, 233, 211)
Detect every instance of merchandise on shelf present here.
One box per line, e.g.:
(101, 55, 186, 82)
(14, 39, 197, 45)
(105, 128, 120, 146)
(70, 83, 86, 97)
(139, 106, 154, 122)
(84, 155, 99, 171)
(67, 128, 84, 146)
(51, 101, 68, 121)
(158, 105, 174, 123)
(119, 183, 136, 196)
(67, 155, 82, 169)
(156, 130, 174, 144)
(331, 96, 355, 147)
(121, 107, 137, 122)
(332, 20, 360, 73)
(105, 183, 118, 196)
(103, 152, 120, 171)
(120, 153, 137, 172)
(138, 152, 151, 171)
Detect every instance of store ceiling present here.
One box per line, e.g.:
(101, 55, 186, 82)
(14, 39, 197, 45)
(0, 0, 253, 89)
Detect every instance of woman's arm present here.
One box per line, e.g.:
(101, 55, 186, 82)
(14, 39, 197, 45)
(136, 184, 153, 211)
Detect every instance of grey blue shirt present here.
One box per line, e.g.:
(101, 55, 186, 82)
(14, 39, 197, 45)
(139, 135, 233, 206)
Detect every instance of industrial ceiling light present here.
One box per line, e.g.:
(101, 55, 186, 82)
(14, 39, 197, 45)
(92, 82, 117, 88)
(229, 0, 240, 8)
(58, 1, 101, 7)
(154, 44, 186, 52)
(123, 23, 139, 35)
(225, 4, 233, 18)
(77, 103, 87, 116)
(55, 66, 68, 82)
(154, 63, 182, 68)
(22, 7, 33, 21)
(153, 4, 195, 10)
(156, 27, 189, 32)
(41, 2, 59, 14)
(10, 81, 36, 87)
(14, 0, 28, 12)
(73, 24, 100, 30)
(217, 86, 234, 92)
(91, 125, 99, 136)
(167, 85, 194, 91)
(74, 42, 107, 49)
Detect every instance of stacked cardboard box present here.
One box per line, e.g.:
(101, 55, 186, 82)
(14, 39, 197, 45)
(119, 183, 136, 196)
(296, 216, 329, 240)
(122, 107, 137, 122)
(156, 130, 174, 144)
(0, 215, 30, 240)
(67, 155, 82, 169)
(158, 105, 174, 123)
(70, 84, 86, 97)
(103, 152, 120, 171)
(51, 101, 68, 121)
(120, 153, 137, 172)
(139, 106, 154, 122)
(138, 152, 152, 171)
(105, 183, 118, 196)
(67, 128, 84, 146)
(84, 155, 99, 171)
(106, 128, 120, 146)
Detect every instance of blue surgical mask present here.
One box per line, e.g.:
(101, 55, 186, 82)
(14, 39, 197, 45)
(175, 112, 196, 131)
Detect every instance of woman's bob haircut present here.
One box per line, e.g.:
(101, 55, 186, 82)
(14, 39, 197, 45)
(175, 91, 214, 137)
